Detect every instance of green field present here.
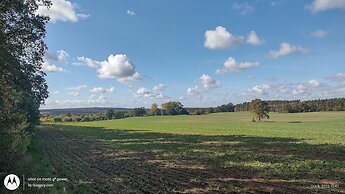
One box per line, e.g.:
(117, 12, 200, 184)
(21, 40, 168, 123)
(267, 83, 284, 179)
(62, 111, 345, 144)
(37, 111, 345, 193)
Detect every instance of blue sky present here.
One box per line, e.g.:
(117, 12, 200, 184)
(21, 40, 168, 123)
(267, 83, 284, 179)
(38, 0, 345, 109)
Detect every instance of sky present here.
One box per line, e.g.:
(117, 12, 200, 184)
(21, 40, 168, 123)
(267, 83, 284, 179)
(38, 0, 345, 109)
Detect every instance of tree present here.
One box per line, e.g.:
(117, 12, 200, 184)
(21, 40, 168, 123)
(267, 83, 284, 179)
(151, 103, 158, 116)
(106, 109, 114, 119)
(131, 107, 146, 117)
(215, 103, 234, 112)
(0, 0, 50, 171)
(161, 101, 189, 115)
(251, 99, 269, 122)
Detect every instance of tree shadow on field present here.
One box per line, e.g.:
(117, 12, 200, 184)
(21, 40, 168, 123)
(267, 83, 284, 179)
(37, 124, 345, 193)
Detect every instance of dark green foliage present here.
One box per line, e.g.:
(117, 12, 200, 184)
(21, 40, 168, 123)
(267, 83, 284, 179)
(113, 110, 126, 119)
(106, 109, 114, 119)
(130, 107, 147, 117)
(161, 101, 189, 115)
(52, 117, 62, 122)
(235, 98, 345, 113)
(187, 103, 234, 115)
(215, 103, 234, 112)
(0, 0, 50, 172)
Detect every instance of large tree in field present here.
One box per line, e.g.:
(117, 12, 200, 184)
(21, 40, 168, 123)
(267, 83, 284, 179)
(151, 103, 158, 116)
(0, 0, 50, 172)
(251, 99, 269, 122)
(161, 101, 189, 115)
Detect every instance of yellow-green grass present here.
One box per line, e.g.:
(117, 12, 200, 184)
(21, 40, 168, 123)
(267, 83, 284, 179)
(58, 111, 345, 145)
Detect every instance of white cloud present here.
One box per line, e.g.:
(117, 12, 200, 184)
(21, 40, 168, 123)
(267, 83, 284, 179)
(67, 85, 87, 91)
(75, 56, 101, 68)
(199, 74, 221, 89)
(127, 10, 136, 16)
(232, 3, 254, 15)
(307, 0, 345, 13)
(41, 50, 69, 73)
(97, 54, 141, 83)
(242, 84, 271, 96)
(246, 31, 264, 45)
(216, 57, 259, 74)
(310, 30, 327, 39)
(267, 42, 309, 59)
(41, 62, 66, 73)
(293, 80, 322, 95)
(75, 54, 142, 84)
(204, 26, 245, 49)
(152, 83, 166, 92)
(241, 81, 325, 99)
(67, 84, 87, 97)
(308, 79, 321, 88)
(45, 50, 69, 61)
(328, 72, 345, 81)
(90, 87, 116, 93)
(204, 26, 263, 49)
(36, 0, 89, 23)
(134, 84, 168, 99)
(187, 74, 221, 96)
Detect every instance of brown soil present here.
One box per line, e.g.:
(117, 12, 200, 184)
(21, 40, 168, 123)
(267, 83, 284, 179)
(36, 126, 344, 194)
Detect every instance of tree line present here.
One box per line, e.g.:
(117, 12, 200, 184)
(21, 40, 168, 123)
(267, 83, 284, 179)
(235, 98, 345, 113)
(45, 98, 345, 123)
(44, 102, 236, 122)
(1, 0, 50, 172)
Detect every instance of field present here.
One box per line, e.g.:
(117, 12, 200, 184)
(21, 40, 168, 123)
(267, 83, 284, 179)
(35, 112, 345, 193)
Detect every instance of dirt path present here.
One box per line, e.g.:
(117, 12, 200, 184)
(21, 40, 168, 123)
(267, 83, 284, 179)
(36, 125, 343, 193)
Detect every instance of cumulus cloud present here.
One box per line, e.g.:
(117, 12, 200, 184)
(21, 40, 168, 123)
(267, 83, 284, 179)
(241, 80, 324, 99)
(134, 84, 168, 99)
(89, 94, 109, 102)
(204, 26, 263, 49)
(293, 80, 322, 95)
(242, 84, 272, 96)
(41, 50, 69, 73)
(267, 42, 309, 59)
(75, 56, 101, 68)
(41, 62, 66, 73)
(204, 26, 244, 49)
(310, 30, 327, 39)
(187, 74, 221, 96)
(45, 50, 69, 61)
(307, 0, 345, 13)
(216, 57, 259, 74)
(152, 83, 166, 92)
(67, 84, 87, 97)
(127, 10, 136, 16)
(232, 3, 254, 15)
(246, 31, 264, 45)
(75, 54, 141, 84)
(36, 0, 89, 23)
(90, 87, 116, 93)
(327, 72, 345, 82)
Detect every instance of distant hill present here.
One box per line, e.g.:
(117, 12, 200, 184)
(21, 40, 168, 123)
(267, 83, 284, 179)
(40, 107, 131, 115)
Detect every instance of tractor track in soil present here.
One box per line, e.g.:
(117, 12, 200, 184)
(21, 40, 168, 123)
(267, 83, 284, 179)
(36, 125, 342, 193)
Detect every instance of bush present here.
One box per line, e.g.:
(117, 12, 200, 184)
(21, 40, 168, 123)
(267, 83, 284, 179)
(62, 117, 72, 122)
(52, 117, 62, 122)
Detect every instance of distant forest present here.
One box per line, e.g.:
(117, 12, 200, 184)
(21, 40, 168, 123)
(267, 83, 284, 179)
(42, 98, 345, 123)
(235, 98, 345, 113)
